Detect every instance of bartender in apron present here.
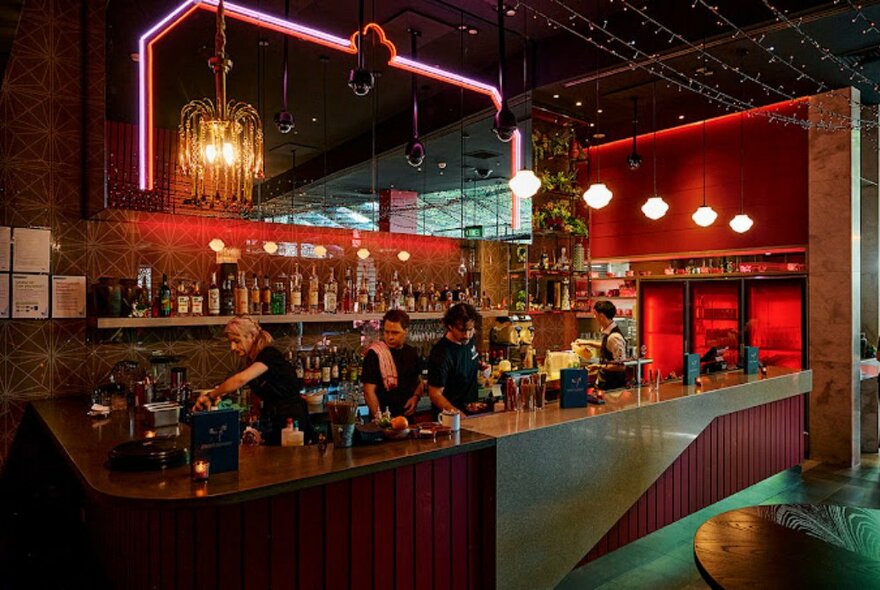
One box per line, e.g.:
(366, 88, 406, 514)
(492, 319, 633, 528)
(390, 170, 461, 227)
(593, 300, 627, 390)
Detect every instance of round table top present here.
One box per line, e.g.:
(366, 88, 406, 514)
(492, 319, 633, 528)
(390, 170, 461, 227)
(694, 504, 880, 589)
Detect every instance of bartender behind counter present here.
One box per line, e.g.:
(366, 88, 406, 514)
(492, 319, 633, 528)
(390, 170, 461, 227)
(361, 309, 422, 418)
(593, 300, 627, 390)
(427, 303, 482, 415)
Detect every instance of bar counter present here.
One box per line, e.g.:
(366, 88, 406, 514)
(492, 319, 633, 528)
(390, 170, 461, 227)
(31, 399, 493, 505)
(20, 367, 811, 590)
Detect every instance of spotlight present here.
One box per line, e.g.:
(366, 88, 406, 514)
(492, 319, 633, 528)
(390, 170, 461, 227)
(493, 105, 518, 142)
(348, 68, 374, 96)
(405, 137, 426, 167)
(274, 110, 294, 134)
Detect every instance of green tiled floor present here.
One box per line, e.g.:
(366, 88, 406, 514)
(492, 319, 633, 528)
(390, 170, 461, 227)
(557, 455, 880, 589)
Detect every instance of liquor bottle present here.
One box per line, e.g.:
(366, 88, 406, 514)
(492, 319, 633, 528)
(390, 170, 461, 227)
(389, 271, 401, 310)
(158, 274, 172, 317)
(221, 274, 235, 315)
(342, 267, 353, 313)
(561, 276, 571, 311)
(289, 263, 302, 313)
(248, 273, 261, 315)
(295, 353, 305, 382)
(357, 275, 370, 313)
(416, 282, 427, 312)
(402, 280, 413, 312)
(308, 265, 320, 313)
(235, 271, 249, 315)
(190, 282, 204, 316)
(427, 282, 436, 311)
(272, 281, 287, 315)
(261, 275, 272, 315)
(324, 269, 338, 313)
(207, 272, 221, 316)
(321, 350, 332, 385)
(175, 281, 190, 317)
(374, 280, 386, 313)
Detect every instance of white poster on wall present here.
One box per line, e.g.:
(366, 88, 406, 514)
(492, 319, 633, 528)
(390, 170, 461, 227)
(51, 275, 86, 318)
(12, 227, 51, 273)
(0, 273, 9, 318)
(12, 273, 49, 319)
(0, 227, 10, 272)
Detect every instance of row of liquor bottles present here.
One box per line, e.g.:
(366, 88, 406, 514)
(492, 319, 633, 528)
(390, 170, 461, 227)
(153, 264, 488, 318)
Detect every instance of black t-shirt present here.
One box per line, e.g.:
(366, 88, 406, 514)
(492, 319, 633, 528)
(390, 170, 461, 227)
(252, 346, 313, 444)
(361, 344, 421, 416)
(427, 336, 479, 412)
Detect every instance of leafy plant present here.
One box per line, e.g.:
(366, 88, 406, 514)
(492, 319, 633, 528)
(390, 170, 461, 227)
(539, 170, 579, 196)
(532, 200, 588, 237)
(532, 129, 573, 163)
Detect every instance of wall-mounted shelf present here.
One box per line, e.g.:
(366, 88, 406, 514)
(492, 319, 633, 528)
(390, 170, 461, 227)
(94, 309, 508, 329)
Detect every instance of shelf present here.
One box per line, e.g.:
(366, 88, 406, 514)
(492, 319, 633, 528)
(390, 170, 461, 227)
(94, 309, 508, 329)
(638, 271, 805, 281)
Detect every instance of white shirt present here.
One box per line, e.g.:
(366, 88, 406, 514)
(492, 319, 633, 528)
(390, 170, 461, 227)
(602, 321, 627, 362)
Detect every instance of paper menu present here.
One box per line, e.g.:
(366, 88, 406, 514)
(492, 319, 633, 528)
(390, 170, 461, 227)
(12, 273, 49, 319)
(12, 228, 51, 273)
(51, 275, 86, 318)
(0, 227, 10, 272)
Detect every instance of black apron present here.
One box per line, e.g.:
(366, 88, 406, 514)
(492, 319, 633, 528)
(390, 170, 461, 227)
(597, 325, 627, 390)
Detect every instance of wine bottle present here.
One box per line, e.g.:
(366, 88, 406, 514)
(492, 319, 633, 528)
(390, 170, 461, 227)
(158, 274, 172, 318)
(261, 275, 272, 315)
(249, 273, 261, 315)
(207, 272, 220, 316)
(324, 269, 338, 314)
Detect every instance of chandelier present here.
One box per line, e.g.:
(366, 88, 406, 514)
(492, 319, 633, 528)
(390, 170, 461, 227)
(178, 0, 263, 210)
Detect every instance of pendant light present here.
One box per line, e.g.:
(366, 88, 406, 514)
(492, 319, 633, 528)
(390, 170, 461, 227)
(642, 82, 668, 220)
(492, 0, 517, 142)
(729, 111, 754, 233)
(583, 73, 612, 209)
(273, 0, 294, 133)
(691, 120, 717, 227)
(508, 4, 538, 198)
(626, 97, 642, 169)
(729, 50, 754, 233)
(348, 0, 374, 96)
(404, 29, 426, 167)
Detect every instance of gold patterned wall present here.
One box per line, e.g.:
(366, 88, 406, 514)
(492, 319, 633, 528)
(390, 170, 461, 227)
(0, 0, 505, 468)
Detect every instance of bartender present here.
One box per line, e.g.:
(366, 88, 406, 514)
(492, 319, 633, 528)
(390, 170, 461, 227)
(593, 300, 627, 390)
(194, 315, 314, 445)
(427, 303, 482, 415)
(361, 309, 422, 418)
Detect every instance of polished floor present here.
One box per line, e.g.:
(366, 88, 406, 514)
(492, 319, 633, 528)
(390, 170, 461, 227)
(557, 454, 880, 590)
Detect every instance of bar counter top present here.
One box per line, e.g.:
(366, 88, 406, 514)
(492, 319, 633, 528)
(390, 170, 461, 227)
(31, 398, 493, 506)
(464, 366, 808, 438)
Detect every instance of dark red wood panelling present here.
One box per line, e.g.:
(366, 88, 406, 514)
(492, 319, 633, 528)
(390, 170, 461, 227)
(269, 493, 297, 590)
(579, 394, 805, 566)
(88, 449, 494, 590)
(586, 101, 809, 258)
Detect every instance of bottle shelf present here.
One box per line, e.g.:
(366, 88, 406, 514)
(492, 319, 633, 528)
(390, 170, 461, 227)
(93, 309, 508, 329)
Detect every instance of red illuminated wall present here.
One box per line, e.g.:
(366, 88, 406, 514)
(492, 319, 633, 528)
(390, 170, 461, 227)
(747, 280, 804, 368)
(584, 101, 808, 258)
(640, 282, 685, 377)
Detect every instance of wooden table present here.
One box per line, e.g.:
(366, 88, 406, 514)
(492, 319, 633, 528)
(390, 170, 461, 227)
(694, 504, 880, 589)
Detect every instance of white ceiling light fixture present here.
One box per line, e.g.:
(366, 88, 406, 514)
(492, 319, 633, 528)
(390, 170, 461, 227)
(692, 121, 717, 227)
(729, 107, 754, 233)
(263, 241, 278, 254)
(397, 250, 411, 262)
(314, 245, 327, 257)
(583, 72, 612, 209)
(357, 248, 371, 259)
(642, 82, 668, 220)
(509, 169, 541, 199)
(208, 238, 226, 252)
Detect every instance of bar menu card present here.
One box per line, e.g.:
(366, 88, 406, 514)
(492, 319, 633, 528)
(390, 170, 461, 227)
(190, 409, 240, 474)
(12, 228, 50, 273)
(0, 227, 10, 272)
(51, 275, 86, 318)
(12, 274, 48, 319)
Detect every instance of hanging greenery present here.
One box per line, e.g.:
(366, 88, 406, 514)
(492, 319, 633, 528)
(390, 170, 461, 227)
(532, 199, 588, 237)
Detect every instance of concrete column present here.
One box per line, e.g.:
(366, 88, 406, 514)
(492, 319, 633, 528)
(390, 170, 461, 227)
(861, 106, 879, 347)
(808, 88, 861, 466)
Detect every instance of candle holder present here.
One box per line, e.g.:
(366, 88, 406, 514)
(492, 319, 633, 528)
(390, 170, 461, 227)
(192, 459, 210, 482)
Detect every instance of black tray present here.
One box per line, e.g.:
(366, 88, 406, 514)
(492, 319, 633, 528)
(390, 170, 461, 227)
(108, 436, 189, 471)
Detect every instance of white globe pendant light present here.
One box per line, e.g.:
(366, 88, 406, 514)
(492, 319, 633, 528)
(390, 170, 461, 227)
(583, 182, 613, 209)
(692, 205, 718, 227)
(641, 196, 669, 220)
(729, 213, 754, 233)
(509, 169, 541, 199)
(692, 121, 716, 227)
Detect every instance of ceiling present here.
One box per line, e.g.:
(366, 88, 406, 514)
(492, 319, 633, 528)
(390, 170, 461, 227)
(8, 0, 880, 229)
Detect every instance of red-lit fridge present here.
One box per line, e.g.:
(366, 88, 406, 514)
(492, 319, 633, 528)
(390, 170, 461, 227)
(640, 282, 685, 378)
(691, 281, 741, 369)
(745, 279, 805, 369)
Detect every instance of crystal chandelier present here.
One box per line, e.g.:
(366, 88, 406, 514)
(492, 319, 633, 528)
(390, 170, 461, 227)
(178, 0, 263, 210)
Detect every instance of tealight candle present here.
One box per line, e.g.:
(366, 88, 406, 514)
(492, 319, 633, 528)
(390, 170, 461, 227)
(192, 459, 210, 482)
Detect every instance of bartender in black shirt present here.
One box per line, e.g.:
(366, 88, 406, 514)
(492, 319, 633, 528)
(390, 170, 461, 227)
(194, 315, 313, 444)
(361, 309, 422, 417)
(428, 303, 482, 415)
